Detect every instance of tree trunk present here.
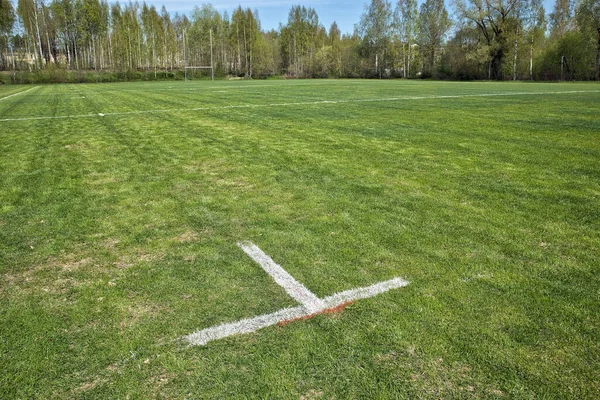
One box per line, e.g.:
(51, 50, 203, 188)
(429, 46, 435, 75)
(529, 37, 534, 80)
(32, 2, 44, 67)
(127, 27, 132, 69)
(596, 28, 600, 81)
(40, 4, 52, 64)
(491, 48, 503, 80)
(93, 38, 98, 70)
(236, 24, 241, 74)
(407, 41, 412, 78)
(10, 41, 16, 70)
(243, 26, 249, 78)
(513, 28, 518, 80)
(74, 40, 79, 69)
(403, 43, 407, 78)
(108, 33, 112, 69)
(65, 30, 72, 68)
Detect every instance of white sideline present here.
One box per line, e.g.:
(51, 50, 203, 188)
(0, 86, 39, 102)
(183, 242, 409, 346)
(1, 90, 598, 123)
(238, 242, 325, 312)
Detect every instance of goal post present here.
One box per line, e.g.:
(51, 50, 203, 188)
(184, 29, 215, 81)
(185, 66, 214, 81)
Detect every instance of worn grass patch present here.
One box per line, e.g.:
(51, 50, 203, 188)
(0, 79, 599, 398)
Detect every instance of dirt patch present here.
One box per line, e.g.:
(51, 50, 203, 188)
(183, 160, 255, 189)
(173, 230, 198, 243)
(64, 143, 87, 150)
(60, 258, 92, 272)
(278, 301, 355, 327)
(300, 389, 325, 400)
(73, 377, 107, 394)
(103, 238, 120, 249)
(2, 256, 92, 295)
(120, 303, 168, 329)
(114, 250, 162, 269)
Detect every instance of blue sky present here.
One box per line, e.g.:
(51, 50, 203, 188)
(143, 1, 369, 34)
(143, 0, 555, 35)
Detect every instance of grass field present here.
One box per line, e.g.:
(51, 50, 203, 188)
(1, 79, 599, 398)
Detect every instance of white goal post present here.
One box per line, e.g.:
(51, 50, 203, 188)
(185, 66, 214, 81)
(184, 29, 215, 81)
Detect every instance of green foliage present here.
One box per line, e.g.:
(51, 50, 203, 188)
(0, 0, 15, 36)
(549, 0, 574, 38)
(576, 0, 600, 80)
(280, 5, 325, 77)
(538, 31, 595, 80)
(2, 68, 185, 83)
(418, 0, 451, 77)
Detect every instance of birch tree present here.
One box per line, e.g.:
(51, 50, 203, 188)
(0, 0, 15, 69)
(576, 0, 600, 80)
(523, 0, 545, 79)
(395, 0, 418, 77)
(550, 0, 573, 38)
(357, 0, 392, 77)
(418, 0, 451, 76)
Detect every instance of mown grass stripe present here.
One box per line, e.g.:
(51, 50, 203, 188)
(1, 89, 598, 123)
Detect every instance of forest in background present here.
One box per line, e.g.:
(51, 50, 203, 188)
(0, 0, 599, 83)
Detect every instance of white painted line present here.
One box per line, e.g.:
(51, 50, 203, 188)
(183, 277, 408, 346)
(238, 242, 326, 313)
(2, 90, 597, 123)
(322, 277, 409, 307)
(185, 306, 306, 346)
(183, 241, 409, 346)
(0, 86, 39, 102)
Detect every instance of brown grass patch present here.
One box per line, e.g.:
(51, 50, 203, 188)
(173, 230, 198, 243)
(114, 250, 162, 269)
(64, 143, 87, 150)
(183, 160, 255, 189)
(73, 377, 107, 394)
(119, 302, 168, 329)
(1, 256, 93, 295)
(300, 389, 325, 400)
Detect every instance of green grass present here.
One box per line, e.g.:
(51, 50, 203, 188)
(1, 79, 599, 398)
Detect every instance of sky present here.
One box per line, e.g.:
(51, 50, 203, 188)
(136, 0, 556, 36)
(140, 1, 367, 35)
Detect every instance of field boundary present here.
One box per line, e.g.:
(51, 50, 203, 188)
(1, 89, 598, 123)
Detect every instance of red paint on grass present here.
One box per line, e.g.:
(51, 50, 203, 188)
(277, 301, 355, 327)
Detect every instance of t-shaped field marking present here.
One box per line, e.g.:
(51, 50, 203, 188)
(183, 241, 409, 346)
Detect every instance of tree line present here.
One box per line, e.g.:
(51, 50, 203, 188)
(0, 0, 598, 81)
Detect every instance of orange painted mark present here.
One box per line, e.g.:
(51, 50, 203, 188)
(277, 301, 355, 327)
